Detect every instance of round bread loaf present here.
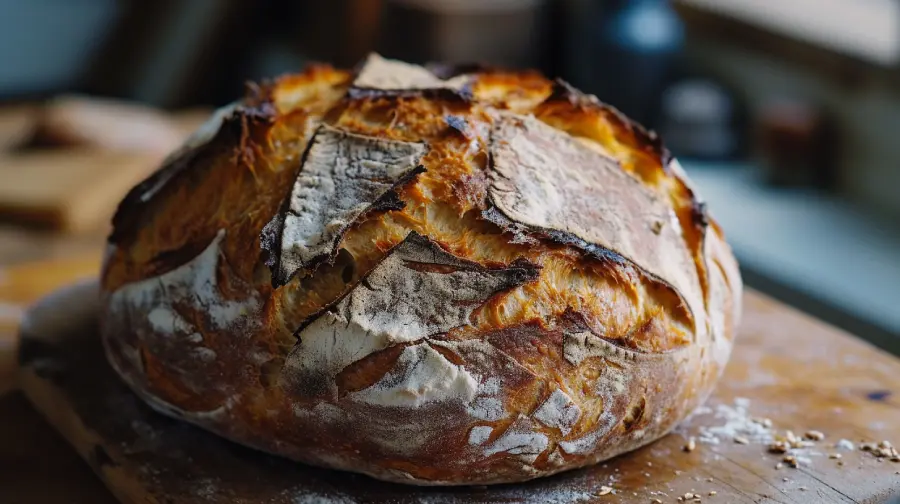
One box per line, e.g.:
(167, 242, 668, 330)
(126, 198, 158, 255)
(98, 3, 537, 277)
(100, 54, 742, 485)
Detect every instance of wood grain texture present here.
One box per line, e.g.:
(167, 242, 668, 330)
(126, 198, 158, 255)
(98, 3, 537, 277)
(14, 282, 900, 503)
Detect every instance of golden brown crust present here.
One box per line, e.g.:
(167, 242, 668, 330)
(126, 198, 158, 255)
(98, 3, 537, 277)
(99, 54, 741, 485)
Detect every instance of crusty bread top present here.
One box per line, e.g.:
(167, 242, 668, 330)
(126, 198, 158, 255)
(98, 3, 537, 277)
(104, 53, 722, 351)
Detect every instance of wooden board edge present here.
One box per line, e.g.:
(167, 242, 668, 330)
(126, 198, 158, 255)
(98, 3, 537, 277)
(18, 355, 152, 504)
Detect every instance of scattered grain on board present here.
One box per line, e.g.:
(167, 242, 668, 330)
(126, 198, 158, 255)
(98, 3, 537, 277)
(598, 485, 613, 496)
(804, 430, 825, 441)
(684, 437, 697, 452)
(752, 417, 773, 428)
(768, 440, 789, 454)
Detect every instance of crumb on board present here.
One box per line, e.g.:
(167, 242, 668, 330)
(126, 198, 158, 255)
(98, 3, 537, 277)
(804, 430, 825, 441)
(598, 485, 613, 496)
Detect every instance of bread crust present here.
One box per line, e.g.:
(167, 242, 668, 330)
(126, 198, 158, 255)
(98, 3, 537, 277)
(100, 54, 741, 485)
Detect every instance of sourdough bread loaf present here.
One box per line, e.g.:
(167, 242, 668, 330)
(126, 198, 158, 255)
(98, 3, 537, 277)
(100, 54, 742, 485)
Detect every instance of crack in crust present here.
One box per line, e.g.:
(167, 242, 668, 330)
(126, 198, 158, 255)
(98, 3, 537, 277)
(260, 125, 429, 287)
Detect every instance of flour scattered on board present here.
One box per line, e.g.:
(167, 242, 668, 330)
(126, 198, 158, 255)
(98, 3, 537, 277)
(836, 438, 855, 450)
(694, 397, 773, 445)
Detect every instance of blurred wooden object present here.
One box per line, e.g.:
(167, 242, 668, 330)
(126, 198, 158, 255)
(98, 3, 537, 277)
(0, 149, 159, 231)
(29, 95, 186, 154)
(0, 104, 38, 151)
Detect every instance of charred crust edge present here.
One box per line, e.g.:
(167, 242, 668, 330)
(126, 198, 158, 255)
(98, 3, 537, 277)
(445, 115, 471, 137)
(426, 61, 496, 80)
(109, 103, 276, 245)
(691, 200, 709, 230)
(481, 207, 629, 268)
(347, 85, 473, 103)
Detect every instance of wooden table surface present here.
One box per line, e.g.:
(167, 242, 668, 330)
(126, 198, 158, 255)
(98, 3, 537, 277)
(2, 226, 900, 503)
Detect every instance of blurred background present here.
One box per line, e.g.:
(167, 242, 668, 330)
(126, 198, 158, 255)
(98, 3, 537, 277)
(0, 0, 899, 352)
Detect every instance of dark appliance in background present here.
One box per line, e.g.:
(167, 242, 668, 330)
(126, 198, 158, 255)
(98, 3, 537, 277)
(561, 0, 684, 127)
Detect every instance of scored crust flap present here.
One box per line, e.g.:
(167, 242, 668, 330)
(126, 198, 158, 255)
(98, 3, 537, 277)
(485, 113, 704, 336)
(282, 231, 541, 399)
(261, 125, 429, 286)
(351, 53, 472, 98)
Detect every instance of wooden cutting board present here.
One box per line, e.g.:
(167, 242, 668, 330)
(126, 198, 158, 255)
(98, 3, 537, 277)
(14, 281, 900, 503)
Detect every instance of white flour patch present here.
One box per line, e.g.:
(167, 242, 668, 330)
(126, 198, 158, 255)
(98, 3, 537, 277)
(109, 229, 260, 334)
(349, 344, 478, 408)
(147, 306, 195, 335)
(559, 409, 618, 455)
(836, 439, 855, 450)
(467, 397, 504, 421)
(696, 398, 773, 445)
(468, 426, 493, 446)
(533, 388, 581, 435)
(484, 416, 548, 463)
(466, 376, 506, 421)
